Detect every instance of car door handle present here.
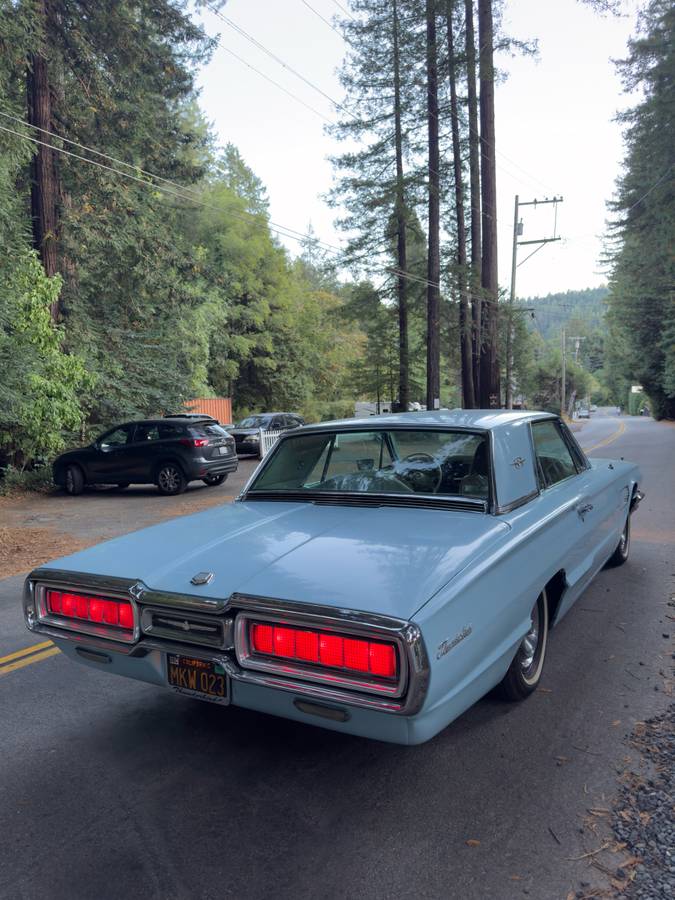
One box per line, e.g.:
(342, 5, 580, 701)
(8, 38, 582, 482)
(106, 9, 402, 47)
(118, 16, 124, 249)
(576, 502, 594, 518)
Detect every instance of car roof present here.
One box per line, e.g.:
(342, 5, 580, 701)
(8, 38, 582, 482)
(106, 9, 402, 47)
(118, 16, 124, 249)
(108, 418, 205, 428)
(298, 409, 556, 433)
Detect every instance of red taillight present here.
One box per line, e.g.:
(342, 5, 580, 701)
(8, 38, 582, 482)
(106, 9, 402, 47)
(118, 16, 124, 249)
(179, 437, 209, 448)
(46, 589, 134, 632)
(249, 622, 397, 679)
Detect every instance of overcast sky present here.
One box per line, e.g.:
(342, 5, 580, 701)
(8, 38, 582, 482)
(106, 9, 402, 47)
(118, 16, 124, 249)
(194, 0, 642, 298)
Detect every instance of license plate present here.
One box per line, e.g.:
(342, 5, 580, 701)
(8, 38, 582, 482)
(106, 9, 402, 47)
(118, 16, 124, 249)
(167, 655, 229, 704)
(219, 446, 229, 455)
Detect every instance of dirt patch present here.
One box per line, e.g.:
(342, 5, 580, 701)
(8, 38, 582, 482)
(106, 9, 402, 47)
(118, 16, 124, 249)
(152, 493, 236, 519)
(0, 526, 102, 579)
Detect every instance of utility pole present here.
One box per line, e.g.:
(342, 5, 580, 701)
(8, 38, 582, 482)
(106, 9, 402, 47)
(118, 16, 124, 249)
(568, 335, 586, 364)
(506, 195, 563, 408)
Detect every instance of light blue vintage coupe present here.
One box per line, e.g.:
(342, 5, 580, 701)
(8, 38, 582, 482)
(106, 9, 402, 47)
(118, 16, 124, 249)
(23, 411, 642, 744)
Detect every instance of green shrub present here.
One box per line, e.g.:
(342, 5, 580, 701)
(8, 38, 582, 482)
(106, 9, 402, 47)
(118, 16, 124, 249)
(0, 464, 55, 495)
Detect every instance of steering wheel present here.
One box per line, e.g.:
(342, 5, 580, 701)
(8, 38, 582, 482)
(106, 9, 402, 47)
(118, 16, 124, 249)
(394, 453, 443, 493)
(544, 458, 568, 485)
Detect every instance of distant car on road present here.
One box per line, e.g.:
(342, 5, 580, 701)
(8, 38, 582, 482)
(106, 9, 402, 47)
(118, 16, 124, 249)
(28, 410, 642, 744)
(53, 418, 238, 496)
(590, 405, 598, 413)
(578, 408, 590, 419)
(229, 413, 305, 457)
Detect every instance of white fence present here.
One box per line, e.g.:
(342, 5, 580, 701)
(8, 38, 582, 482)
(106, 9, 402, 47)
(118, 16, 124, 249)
(259, 428, 285, 459)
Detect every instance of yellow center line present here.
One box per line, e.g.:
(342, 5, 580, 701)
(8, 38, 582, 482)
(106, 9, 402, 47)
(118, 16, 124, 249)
(582, 419, 627, 454)
(0, 646, 60, 676)
(0, 639, 54, 666)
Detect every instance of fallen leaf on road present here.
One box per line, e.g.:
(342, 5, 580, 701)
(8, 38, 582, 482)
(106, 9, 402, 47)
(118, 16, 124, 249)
(612, 720, 621, 726)
(566, 841, 612, 860)
(465, 839, 480, 847)
(537, 687, 552, 693)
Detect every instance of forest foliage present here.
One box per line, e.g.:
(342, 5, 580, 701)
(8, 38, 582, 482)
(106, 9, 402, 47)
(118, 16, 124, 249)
(603, 0, 675, 419)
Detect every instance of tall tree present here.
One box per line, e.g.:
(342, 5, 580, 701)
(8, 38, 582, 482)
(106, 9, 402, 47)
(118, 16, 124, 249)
(330, 0, 423, 411)
(446, 0, 475, 407)
(26, 0, 59, 317)
(464, 0, 482, 398)
(392, 0, 410, 411)
(425, 0, 441, 411)
(478, 0, 500, 407)
(605, 0, 675, 418)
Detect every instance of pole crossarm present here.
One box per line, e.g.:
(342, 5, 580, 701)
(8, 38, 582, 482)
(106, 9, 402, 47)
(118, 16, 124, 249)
(518, 196, 563, 206)
(517, 237, 562, 246)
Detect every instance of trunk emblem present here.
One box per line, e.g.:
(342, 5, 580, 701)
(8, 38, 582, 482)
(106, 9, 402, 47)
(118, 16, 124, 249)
(190, 572, 214, 586)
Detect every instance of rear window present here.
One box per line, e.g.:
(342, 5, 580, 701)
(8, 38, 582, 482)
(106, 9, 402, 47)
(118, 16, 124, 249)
(236, 415, 271, 428)
(190, 423, 230, 438)
(158, 423, 185, 439)
(249, 428, 490, 500)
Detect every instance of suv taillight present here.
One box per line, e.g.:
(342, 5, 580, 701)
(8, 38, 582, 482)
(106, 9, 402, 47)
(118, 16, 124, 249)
(249, 622, 397, 679)
(180, 437, 209, 448)
(46, 589, 134, 631)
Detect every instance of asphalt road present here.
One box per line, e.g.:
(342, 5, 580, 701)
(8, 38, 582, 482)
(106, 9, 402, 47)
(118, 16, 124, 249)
(1, 412, 673, 900)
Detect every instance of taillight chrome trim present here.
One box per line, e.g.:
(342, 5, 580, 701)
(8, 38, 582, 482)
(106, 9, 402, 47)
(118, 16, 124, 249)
(26, 572, 141, 644)
(231, 594, 430, 710)
(235, 612, 406, 698)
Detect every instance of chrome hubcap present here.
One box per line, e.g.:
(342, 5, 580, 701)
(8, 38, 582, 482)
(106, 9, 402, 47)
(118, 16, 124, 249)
(159, 467, 179, 491)
(520, 604, 540, 672)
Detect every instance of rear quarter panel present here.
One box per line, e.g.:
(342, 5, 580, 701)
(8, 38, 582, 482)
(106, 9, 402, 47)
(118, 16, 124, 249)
(409, 457, 640, 741)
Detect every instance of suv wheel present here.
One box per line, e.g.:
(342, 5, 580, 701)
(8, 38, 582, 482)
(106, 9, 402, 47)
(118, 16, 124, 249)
(203, 473, 227, 486)
(64, 464, 85, 496)
(156, 463, 187, 496)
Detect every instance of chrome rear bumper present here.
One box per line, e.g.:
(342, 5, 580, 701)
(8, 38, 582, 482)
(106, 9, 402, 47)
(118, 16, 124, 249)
(23, 568, 430, 716)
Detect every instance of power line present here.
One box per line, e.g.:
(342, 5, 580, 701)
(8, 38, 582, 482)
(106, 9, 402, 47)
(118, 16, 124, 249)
(299, 0, 345, 40)
(204, 2, 360, 123)
(209, 35, 335, 125)
(0, 121, 342, 252)
(625, 164, 673, 213)
(1, 119, 446, 289)
(0, 111, 344, 252)
(329, 0, 357, 21)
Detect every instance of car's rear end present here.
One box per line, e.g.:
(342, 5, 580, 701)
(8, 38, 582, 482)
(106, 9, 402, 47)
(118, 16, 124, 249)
(23, 567, 430, 744)
(180, 422, 238, 481)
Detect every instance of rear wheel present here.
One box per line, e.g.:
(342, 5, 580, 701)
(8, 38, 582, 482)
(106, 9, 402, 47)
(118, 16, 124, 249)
(202, 473, 227, 486)
(498, 590, 549, 701)
(605, 515, 630, 568)
(64, 464, 85, 496)
(156, 463, 187, 496)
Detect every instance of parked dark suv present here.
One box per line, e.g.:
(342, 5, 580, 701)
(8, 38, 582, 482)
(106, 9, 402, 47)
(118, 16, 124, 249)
(229, 412, 305, 457)
(53, 418, 238, 496)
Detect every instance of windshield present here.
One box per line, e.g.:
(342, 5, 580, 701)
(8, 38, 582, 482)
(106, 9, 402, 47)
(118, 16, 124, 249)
(236, 416, 269, 428)
(247, 429, 490, 502)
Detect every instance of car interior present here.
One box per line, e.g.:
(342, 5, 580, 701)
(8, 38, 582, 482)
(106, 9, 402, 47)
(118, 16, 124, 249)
(251, 430, 490, 500)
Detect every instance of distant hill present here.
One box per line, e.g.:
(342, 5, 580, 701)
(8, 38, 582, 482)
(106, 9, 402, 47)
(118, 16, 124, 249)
(521, 287, 608, 340)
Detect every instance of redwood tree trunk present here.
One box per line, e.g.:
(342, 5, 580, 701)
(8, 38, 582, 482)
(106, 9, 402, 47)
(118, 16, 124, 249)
(425, 0, 441, 412)
(478, 0, 500, 407)
(465, 0, 482, 401)
(27, 0, 59, 321)
(392, 0, 409, 412)
(446, 1, 475, 408)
